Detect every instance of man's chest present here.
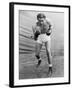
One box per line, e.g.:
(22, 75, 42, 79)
(36, 22, 50, 32)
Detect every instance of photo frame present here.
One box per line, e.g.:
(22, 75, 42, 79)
(9, 2, 70, 87)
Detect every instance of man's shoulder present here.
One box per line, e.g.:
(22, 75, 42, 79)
(46, 18, 53, 26)
(46, 18, 52, 23)
(32, 21, 38, 28)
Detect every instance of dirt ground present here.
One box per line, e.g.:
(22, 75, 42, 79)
(19, 51, 64, 79)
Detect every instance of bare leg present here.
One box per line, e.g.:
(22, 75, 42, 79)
(35, 43, 42, 67)
(45, 41, 52, 76)
(45, 41, 52, 65)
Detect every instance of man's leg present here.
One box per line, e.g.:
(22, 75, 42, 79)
(35, 43, 42, 67)
(45, 41, 52, 74)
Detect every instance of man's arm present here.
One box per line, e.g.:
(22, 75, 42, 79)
(32, 25, 40, 40)
(30, 26, 35, 39)
(47, 18, 53, 29)
(32, 26, 36, 35)
(46, 18, 54, 35)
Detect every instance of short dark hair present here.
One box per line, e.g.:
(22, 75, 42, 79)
(37, 13, 46, 20)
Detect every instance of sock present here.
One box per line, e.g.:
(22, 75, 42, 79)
(35, 55, 41, 61)
(49, 64, 52, 67)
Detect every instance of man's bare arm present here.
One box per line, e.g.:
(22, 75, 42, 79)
(30, 26, 36, 39)
(32, 26, 36, 35)
(46, 19, 54, 35)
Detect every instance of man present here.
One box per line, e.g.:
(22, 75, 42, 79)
(32, 13, 53, 75)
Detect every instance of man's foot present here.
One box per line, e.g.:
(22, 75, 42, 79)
(36, 60, 42, 68)
(47, 67, 53, 77)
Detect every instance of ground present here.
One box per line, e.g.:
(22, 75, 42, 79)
(19, 51, 64, 79)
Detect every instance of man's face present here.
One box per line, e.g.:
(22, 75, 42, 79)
(38, 17, 45, 24)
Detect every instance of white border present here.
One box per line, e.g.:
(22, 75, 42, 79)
(14, 4, 69, 86)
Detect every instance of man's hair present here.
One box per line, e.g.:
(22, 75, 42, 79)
(37, 13, 46, 20)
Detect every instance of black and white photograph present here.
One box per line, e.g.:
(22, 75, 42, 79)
(19, 10, 64, 79)
(9, 2, 70, 87)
